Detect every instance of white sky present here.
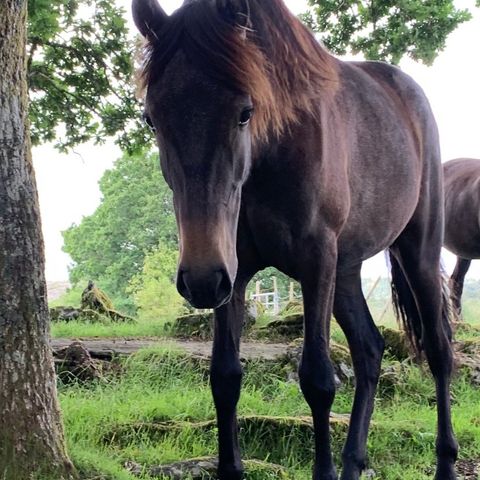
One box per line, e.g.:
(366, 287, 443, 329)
(33, 0, 480, 281)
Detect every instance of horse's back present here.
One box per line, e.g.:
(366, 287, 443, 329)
(444, 158, 480, 258)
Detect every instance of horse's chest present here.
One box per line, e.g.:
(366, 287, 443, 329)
(240, 186, 328, 278)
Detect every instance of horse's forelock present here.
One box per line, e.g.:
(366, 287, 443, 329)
(139, 0, 339, 143)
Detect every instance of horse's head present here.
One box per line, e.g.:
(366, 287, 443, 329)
(133, 0, 261, 309)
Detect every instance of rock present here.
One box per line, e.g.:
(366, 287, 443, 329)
(54, 341, 102, 383)
(281, 339, 354, 386)
(81, 280, 114, 312)
(260, 313, 304, 341)
(79, 281, 134, 323)
(455, 352, 480, 386)
(377, 362, 406, 398)
(245, 299, 264, 321)
(455, 339, 480, 356)
(279, 300, 303, 316)
(171, 309, 255, 339)
(125, 456, 292, 479)
(49, 306, 83, 322)
(378, 326, 412, 361)
(171, 313, 214, 339)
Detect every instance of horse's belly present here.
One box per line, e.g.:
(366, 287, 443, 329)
(337, 185, 420, 267)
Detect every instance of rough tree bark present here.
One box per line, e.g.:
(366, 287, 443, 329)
(0, 1, 77, 479)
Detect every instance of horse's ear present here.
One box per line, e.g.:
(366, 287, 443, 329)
(132, 0, 168, 40)
(216, 0, 250, 29)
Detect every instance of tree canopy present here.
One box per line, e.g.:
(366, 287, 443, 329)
(62, 151, 176, 311)
(301, 0, 472, 65)
(28, 0, 475, 152)
(27, 0, 151, 151)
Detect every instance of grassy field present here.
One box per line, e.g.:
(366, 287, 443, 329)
(51, 278, 480, 478)
(59, 327, 480, 480)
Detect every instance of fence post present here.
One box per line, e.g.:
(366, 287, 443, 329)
(365, 275, 382, 302)
(272, 276, 279, 314)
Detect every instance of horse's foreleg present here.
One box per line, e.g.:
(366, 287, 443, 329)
(211, 279, 248, 480)
(333, 267, 384, 480)
(299, 240, 338, 480)
(450, 257, 471, 318)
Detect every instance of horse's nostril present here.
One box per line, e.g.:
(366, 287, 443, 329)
(176, 269, 192, 301)
(215, 268, 233, 303)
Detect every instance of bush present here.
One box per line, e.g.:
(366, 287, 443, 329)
(129, 244, 185, 323)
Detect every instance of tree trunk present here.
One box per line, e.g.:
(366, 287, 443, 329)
(0, 1, 77, 479)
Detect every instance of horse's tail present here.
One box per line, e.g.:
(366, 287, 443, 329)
(388, 252, 452, 356)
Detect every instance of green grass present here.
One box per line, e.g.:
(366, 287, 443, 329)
(51, 316, 175, 339)
(59, 338, 480, 480)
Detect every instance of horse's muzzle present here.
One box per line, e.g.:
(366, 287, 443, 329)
(177, 267, 233, 309)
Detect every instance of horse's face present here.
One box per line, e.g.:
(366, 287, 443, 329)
(138, 22, 254, 309)
(146, 56, 253, 309)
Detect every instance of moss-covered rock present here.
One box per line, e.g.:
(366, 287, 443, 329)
(170, 313, 214, 339)
(170, 308, 255, 340)
(259, 314, 304, 341)
(49, 306, 83, 322)
(81, 281, 114, 311)
(279, 338, 354, 385)
(455, 352, 480, 386)
(455, 338, 480, 356)
(125, 456, 292, 479)
(378, 326, 412, 361)
(279, 300, 303, 316)
(79, 281, 134, 323)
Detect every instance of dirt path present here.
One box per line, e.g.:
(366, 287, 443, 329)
(51, 338, 288, 361)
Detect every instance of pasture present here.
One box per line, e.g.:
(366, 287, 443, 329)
(52, 294, 480, 480)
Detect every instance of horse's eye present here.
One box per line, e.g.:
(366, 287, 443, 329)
(142, 112, 155, 131)
(239, 108, 254, 127)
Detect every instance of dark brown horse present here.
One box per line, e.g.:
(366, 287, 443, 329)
(132, 1, 458, 478)
(444, 157, 480, 316)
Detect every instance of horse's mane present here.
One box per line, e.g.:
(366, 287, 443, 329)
(140, 0, 339, 141)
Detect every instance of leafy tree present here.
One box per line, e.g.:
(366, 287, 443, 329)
(27, 0, 151, 151)
(62, 151, 176, 311)
(0, 0, 76, 477)
(301, 0, 472, 64)
(129, 244, 185, 321)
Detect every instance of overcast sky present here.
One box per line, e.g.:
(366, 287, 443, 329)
(33, 0, 480, 280)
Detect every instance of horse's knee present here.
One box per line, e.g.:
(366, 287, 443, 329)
(299, 356, 336, 409)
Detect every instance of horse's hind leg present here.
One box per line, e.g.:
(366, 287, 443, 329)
(391, 222, 458, 479)
(333, 266, 384, 480)
(450, 257, 471, 318)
